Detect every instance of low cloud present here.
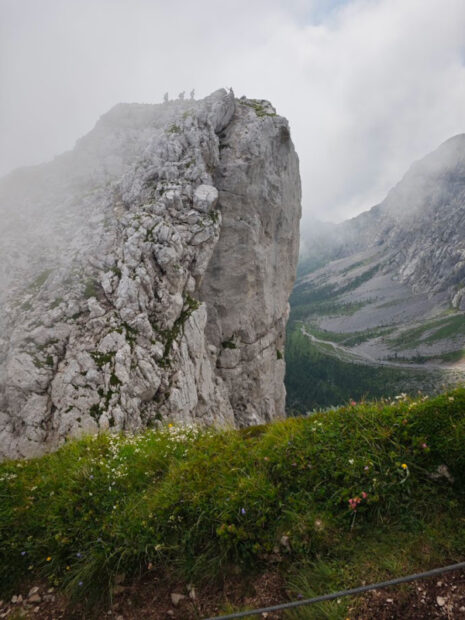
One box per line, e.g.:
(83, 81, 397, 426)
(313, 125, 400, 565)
(1, 0, 465, 222)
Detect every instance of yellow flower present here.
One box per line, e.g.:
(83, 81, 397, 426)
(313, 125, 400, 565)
(66, 566, 70, 571)
(46, 556, 52, 562)
(401, 463, 408, 470)
(168, 423, 173, 428)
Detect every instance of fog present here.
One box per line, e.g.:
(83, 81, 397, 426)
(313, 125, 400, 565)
(1, 0, 465, 223)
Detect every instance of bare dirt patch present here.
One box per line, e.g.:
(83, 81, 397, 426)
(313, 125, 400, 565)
(354, 568, 465, 619)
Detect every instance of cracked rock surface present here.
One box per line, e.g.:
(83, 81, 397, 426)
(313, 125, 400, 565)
(0, 89, 301, 460)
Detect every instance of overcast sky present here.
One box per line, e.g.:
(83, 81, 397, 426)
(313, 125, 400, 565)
(1, 0, 465, 223)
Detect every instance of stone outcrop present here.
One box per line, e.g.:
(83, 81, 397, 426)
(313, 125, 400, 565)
(0, 89, 301, 460)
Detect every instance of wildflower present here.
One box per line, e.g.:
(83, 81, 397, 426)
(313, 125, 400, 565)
(168, 423, 173, 428)
(66, 566, 70, 571)
(364, 466, 369, 471)
(421, 443, 428, 449)
(46, 556, 52, 562)
(241, 508, 246, 515)
(348, 458, 354, 465)
(297, 593, 303, 599)
(21, 551, 26, 556)
(449, 397, 455, 402)
(348, 497, 361, 511)
(361, 491, 368, 499)
(350, 400, 356, 406)
(263, 456, 269, 461)
(401, 463, 408, 470)
(76, 552, 82, 558)
(78, 581, 83, 587)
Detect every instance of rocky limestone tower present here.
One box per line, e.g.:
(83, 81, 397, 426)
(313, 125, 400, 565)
(0, 89, 301, 460)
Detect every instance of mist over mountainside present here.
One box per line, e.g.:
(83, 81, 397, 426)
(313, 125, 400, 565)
(287, 135, 465, 411)
(0, 89, 301, 460)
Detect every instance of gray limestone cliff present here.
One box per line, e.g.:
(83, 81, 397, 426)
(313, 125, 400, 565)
(0, 89, 301, 460)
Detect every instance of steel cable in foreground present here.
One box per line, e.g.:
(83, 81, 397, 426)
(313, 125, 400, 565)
(204, 561, 465, 619)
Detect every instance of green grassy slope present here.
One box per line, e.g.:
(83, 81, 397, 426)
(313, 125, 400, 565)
(2, 389, 465, 617)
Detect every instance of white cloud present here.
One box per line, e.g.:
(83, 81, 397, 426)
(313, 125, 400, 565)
(1, 0, 465, 222)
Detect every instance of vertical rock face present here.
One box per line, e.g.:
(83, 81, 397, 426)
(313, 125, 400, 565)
(0, 90, 301, 460)
(200, 100, 301, 426)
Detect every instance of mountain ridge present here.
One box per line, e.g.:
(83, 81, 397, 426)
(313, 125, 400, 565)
(287, 134, 465, 411)
(0, 89, 301, 460)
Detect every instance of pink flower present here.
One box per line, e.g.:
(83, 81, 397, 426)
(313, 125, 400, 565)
(348, 497, 361, 510)
(421, 443, 427, 449)
(350, 400, 356, 406)
(361, 491, 368, 499)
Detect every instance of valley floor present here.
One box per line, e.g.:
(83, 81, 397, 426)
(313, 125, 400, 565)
(286, 244, 465, 411)
(301, 324, 465, 373)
